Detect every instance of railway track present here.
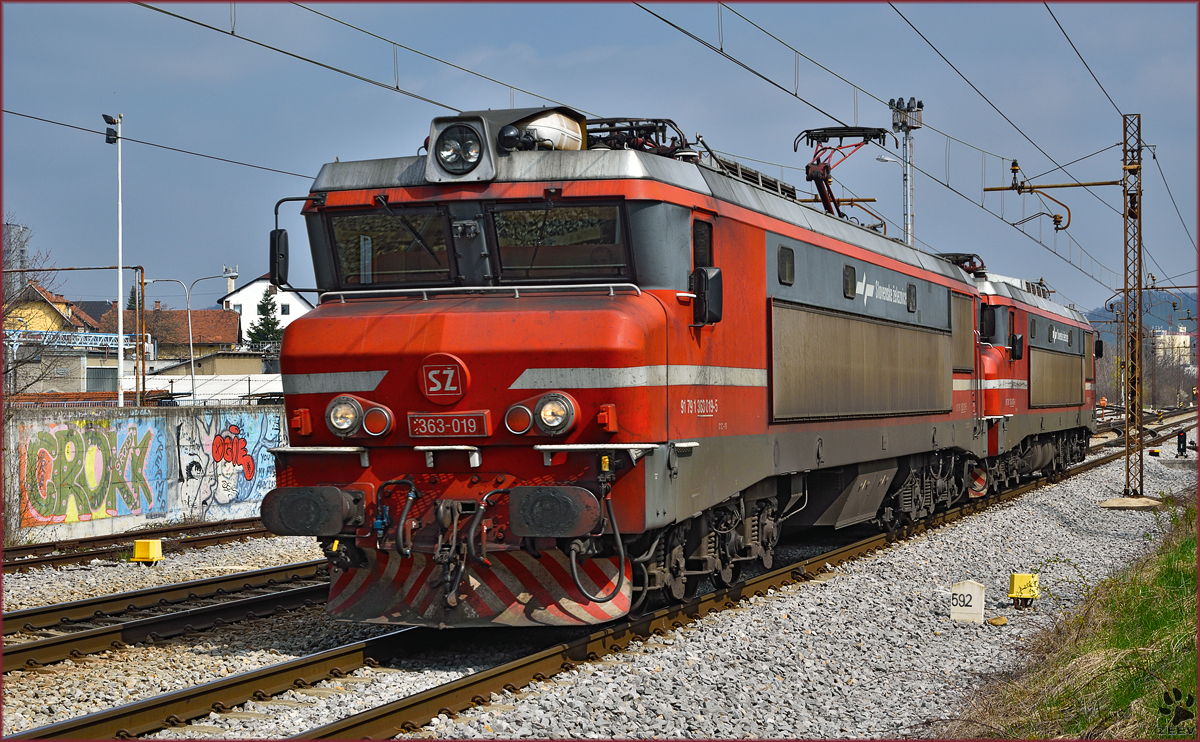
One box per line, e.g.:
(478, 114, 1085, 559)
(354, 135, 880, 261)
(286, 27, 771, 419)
(11, 418, 1194, 740)
(1094, 404, 1193, 436)
(2, 561, 327, 673)
(3, 518, 272, 574)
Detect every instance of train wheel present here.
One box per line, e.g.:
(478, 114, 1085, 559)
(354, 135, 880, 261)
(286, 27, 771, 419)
(758, 503, 780, 570)
(663, 525, 689, 602)
(714, 561, 741, 589)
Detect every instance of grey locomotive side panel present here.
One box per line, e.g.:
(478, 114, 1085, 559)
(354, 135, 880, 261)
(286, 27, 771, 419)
(772, 301, 952, 420)
(1026, 313, 1085, 355)
(768, 235, 952, 330)
(1029, 348, 1085, 408)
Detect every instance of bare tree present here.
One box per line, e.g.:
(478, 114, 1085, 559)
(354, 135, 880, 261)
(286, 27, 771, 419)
(2, 212, 72, 405)
(3, 213, 70, 544)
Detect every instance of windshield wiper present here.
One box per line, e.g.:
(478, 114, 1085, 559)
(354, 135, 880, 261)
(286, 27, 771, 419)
(375, 195, 440, 265)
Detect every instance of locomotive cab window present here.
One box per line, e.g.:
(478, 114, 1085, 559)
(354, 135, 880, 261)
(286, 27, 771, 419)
(842, 265, 856, 299)
(490, 202, 630, 282)
(906, 283, 917, 312)
(1029, 318, 1037, 339)
(330, 207, 453, 286)
(778, 245, 795, 286)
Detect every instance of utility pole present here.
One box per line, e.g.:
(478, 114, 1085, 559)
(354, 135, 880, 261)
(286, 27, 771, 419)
(1121, 113, 1144, 497)
(888, 97, 923, 246)
(983, 113, 1146, 498)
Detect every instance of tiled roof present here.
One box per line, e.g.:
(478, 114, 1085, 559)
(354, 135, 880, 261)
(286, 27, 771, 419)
(15, 282, 100, 330)
(75, 301, 116, 325)
(98, 307, 241, 345)
(7, 389, 174, 405)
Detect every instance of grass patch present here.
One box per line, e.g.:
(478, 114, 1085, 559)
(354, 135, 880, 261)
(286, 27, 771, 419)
(941, 488, 1197, 739)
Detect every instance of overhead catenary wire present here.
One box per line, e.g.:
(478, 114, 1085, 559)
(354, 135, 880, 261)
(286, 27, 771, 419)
(136, 3, 460, 113)
(1150, 153, 1197, 252)
(891, 4, 1185, 286)
(639, 3, 1116, 292)
(716, 3, 1011, 161)
(1025, 142, 1121, 183)
(3, 109, 314, 179)
(1040, 4, 1197, 267)
(1043, 3, 1122, 116)
(289, 3, 600, 117)
(889, 4, 1123, 217)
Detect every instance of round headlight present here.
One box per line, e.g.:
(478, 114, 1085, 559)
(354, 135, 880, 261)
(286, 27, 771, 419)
(435, 125, 483, 175)
(534, 393, 575, 435)
(327, 396, 362, 436)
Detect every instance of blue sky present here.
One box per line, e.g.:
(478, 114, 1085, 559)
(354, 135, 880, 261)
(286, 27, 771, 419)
(4, 2, 1196, 316)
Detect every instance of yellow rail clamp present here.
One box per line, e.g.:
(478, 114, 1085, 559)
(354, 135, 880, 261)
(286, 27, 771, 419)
(1008, 572, 1039, 608)
(131, 538, 164, 563)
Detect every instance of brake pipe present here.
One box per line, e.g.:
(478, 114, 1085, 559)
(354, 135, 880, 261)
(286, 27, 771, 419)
(569, 494, 627, 604)
(466, 489, 509, 567)
(380, 478, 420, 557)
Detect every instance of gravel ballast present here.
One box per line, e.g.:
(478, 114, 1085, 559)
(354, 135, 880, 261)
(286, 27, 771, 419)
(2, 536, 323, 612)
(415, 454, 1195, 739)
(3, 451, 1193, 738)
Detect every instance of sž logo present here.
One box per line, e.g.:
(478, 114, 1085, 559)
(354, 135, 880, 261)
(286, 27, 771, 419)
(418, 353, 471, 405)
(425, 366, 458, 394)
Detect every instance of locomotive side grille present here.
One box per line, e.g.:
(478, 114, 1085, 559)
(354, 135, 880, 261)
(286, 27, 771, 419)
(1029, 348, 1084, 408)
(771, 301, 952, 420)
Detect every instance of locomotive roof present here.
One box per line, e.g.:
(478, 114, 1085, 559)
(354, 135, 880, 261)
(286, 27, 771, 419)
(311, 149, 1083, 324)
(974, 276, 1089, 324)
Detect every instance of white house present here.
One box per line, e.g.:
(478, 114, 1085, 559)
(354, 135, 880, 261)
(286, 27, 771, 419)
(216, 273, 314, 338)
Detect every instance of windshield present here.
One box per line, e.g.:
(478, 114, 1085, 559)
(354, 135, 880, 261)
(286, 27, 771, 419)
(491, 203, 629, 282)
(330, 209, 451, 286)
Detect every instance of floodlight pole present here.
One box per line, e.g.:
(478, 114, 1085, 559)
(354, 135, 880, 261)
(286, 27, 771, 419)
(889, 97, 923, 247)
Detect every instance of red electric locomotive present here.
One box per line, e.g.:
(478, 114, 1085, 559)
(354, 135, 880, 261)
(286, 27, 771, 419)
(261, 107, 1099, 628)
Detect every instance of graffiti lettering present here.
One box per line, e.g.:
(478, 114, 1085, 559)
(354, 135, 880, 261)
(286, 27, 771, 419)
(19, 421, 160, 527)
(12, 408, 282, 538)
(212, 424, 256, 480)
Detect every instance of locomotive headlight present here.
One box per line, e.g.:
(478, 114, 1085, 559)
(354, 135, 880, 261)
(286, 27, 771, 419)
(435, 124, 483, 175)
(326, 396, 363, 436)
(534, 393, 575, 435)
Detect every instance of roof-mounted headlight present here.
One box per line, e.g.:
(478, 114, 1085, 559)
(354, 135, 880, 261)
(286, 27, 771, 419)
(435, 124, 483, 175)
(326, 396, 363, 437)
(534, 392, 576, 435)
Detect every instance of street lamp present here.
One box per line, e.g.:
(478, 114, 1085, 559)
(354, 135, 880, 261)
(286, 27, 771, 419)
(103, 112, 124, 406)
(147, 266, 238, 405)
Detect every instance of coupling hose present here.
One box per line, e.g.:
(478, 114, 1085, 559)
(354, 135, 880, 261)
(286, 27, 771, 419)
(467, 489, 509, 566)
(568, 497, 626, 604)
(383, 478, 419, 557)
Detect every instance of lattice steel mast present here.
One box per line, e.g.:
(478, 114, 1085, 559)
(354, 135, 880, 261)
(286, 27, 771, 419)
(1121, 113, 1144, 497)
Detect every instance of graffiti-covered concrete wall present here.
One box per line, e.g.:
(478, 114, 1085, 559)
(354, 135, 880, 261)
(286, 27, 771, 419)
(4, 405, 286, 542)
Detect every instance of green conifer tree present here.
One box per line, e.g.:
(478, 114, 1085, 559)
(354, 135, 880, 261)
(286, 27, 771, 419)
(126, 284, 138, 310)
(247, 287, 284, 343)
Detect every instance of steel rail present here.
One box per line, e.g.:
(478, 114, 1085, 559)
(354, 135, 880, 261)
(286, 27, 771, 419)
(2, 583, 327, 673)
(4, 522, 272, 574)
(297, 421, 1198, 740)
(3, 560, 324, 636)
(9, 419, 1194, 740)
(3, 518, 262, 561)
(4, 628, 426, 741)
